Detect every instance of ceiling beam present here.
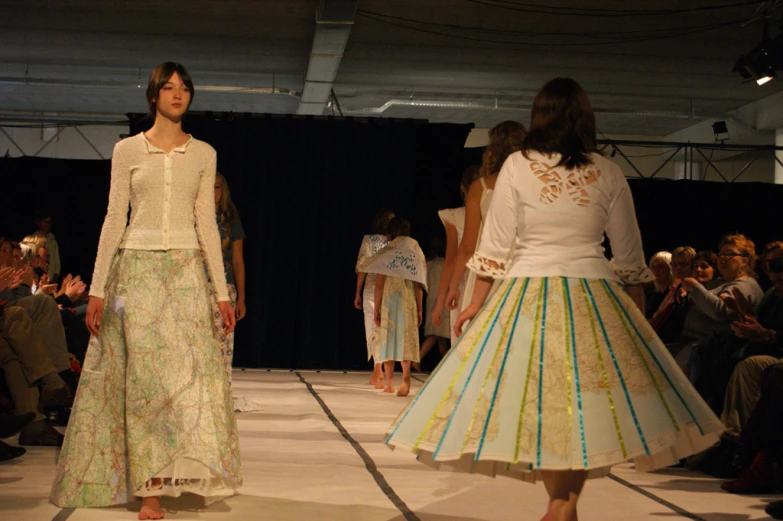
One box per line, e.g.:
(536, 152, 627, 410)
(296, 0, 358, 116)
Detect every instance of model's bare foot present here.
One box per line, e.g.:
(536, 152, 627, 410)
(383, 384, 395, 393)
(397, 379, 411, 397)
(369, 374, 378, 385)
(411, 362, 421, 372)
(374, 377, 385, 389)
(139, 497, 164, 520)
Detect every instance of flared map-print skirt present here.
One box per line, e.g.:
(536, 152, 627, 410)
(50, 249, 242, 507)
(385, 277, 724, 481)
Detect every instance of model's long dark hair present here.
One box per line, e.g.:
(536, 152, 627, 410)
(523, 78, 598, 169)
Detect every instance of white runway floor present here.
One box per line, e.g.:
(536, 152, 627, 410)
(1, 369, 779, 520)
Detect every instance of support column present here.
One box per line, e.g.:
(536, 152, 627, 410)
(775, 128, 783, 184)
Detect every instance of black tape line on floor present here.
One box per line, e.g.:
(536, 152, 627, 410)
(52, 507, 75, 521)
(410, 374, 426, 384)
(607, 473, 707, 521)
(295, 372, 422, 521)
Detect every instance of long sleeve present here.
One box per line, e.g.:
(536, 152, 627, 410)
(689, 278, 762, 321)
(89, 144, 131, 299)
(466, 160, 517, 278)
(194, 150, 229, 302)
(605, 175, 653, 285)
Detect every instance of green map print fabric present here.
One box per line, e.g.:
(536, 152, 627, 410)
(51, 249, 242, 507)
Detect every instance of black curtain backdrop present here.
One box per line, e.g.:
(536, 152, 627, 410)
(2, 116, 781, 370)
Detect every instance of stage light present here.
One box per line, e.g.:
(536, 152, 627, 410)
(757, 74, 775, 85)
(733, 33, 783, 86)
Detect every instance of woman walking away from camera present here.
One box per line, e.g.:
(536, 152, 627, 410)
(384, 78, 722, 521)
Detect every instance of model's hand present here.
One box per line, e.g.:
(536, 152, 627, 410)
(219, 301, 236, 334)
(445, 286, 460, 311)
(431, 302, 444, 327)
(354, 293, 362, 310)
(454, 303, 480, 338)
(86, 296, 105, 335)
(235, 298, 247, 321)
(374, 309, 381, 327)
(418, 308, 423, 327)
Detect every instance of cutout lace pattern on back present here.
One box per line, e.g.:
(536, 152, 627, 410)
(531, 161, 602, 207)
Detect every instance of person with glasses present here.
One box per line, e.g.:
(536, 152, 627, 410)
(679, 235, 764, 406)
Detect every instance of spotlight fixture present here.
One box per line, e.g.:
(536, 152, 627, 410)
(712, 120, 729, 143)
(733, 33, 783, 86)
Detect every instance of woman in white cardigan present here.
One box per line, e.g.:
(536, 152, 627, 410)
(51, 62, 241, 520)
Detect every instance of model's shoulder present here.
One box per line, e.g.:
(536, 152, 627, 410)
(114, 133, 144, 152)
(189, 137, 217, 156)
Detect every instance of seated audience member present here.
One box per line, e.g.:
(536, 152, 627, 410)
(719, 241, 783, 440)
(646, 251, 673, 319)
(692, 250, 720, 288)
(0, 412, 35, 461)
(720, 364, 783, 501)
(23, 213, 60, 282)
(650, 246, 696, 343)
(0, 238, 71, 378)
(681, 234, 764, 409)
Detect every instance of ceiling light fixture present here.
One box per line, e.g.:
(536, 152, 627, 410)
(733, 24, 783, 86)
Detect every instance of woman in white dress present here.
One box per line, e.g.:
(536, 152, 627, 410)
(445, 121, 527, 316)
(385, 78, 723, 521)
(355, 208, 395, 386)
(431, 167, 479, 347)
(416, 237, 451, 370)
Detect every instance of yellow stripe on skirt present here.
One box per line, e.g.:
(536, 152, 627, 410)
(385, 277, 723, 482)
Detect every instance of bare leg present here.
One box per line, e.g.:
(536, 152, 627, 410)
(383, 361, 395, 393)
(373, 363, 385, 389)
(415, 336, 438, 371)
(138, 478, 164, 520)
(397, 361, 412, 396)
(540, 470, 587, 521)
(437, 338, 449, 356)
(370, 362, 381, 385)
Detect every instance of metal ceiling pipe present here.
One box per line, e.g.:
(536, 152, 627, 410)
(296, 0, 359, 116)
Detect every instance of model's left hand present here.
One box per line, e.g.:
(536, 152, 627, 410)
(235, 298, 247, 321)
(219, 301, 236, 334)
(454, 303, 480, 338)
(417, 308, 423, 327)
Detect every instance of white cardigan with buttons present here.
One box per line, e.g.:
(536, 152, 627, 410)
(89, 132, 229, 302)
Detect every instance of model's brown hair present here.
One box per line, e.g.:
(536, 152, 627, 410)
(523, 77, 598, 169)
(479, 121, 527, 178)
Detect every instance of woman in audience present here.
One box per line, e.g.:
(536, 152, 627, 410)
(681, 235, 764, 409)
(649, 246, 696, 342)
(719, 242, 783, 442)
(646, 251, 673, 318)
(693, 250, 720, 286)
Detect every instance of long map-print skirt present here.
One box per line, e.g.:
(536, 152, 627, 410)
(50, 250, 242, 507)
(385, 277, 724, 481)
